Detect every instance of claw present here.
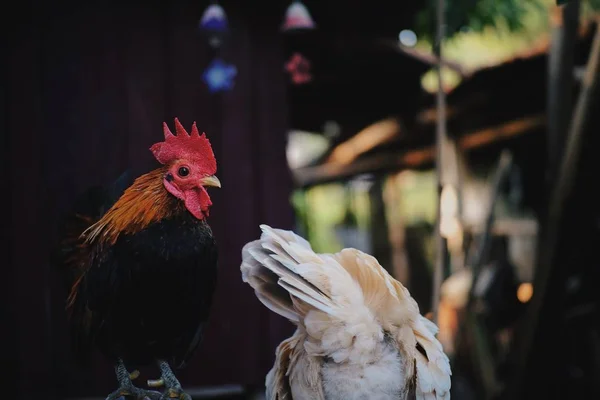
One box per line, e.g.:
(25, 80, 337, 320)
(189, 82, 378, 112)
(104, 389, 129, 400)
(107, 359, 161, 400)
(105, 388, 162, 400)
(129, 370, 140, 380)
(147, 378, 165, 388)
(105, 389, 134, 400)
(154, 360, 191, 400)
(163, 388, 191, 400)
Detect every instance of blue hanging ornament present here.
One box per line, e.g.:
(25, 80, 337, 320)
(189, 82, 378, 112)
(203, 58, 237, 93)
(282, 1, 316, 32)
(199, 3, 229, 47)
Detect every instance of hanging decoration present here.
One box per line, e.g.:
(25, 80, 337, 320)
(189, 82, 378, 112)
(202, 58, 237, 93)
(282, 1, 316, 32)
(285, 53, 312, 85)
(198, 3, 236, 93)
(199, 3, 229, 48)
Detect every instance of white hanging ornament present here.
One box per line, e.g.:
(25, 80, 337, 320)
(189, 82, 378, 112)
(199, 3, 229, 47)
(282, 1, 316, 32)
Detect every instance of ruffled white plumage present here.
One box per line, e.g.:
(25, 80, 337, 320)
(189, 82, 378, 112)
(241, 225, 451, 399)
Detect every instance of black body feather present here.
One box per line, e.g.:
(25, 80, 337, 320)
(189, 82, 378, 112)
(55, 170, 218, 369)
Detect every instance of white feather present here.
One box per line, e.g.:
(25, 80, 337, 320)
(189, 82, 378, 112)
(240, 224, 452, 399)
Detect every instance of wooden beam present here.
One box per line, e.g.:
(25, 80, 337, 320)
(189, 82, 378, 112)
(292, 114, 545, 187)
(457, 114, 545, 149)
(377, 39, 468, 77)
(325, 118, 402, 165)
(415, 92, 489, 125)
(465, 218, 538, 236)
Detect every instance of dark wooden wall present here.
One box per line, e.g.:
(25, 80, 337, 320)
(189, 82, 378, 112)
(3, 1, 296, 398)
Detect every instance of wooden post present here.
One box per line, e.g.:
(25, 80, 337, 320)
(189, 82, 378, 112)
(383, 175, 410, 285)
(431, 0, 449, 324)
(454, 141, 466, 271)
(466, 151, 513, 286)
(370, 177, 393, 275)
(546, 0, 580, 187)
(505, 24, 600, 400)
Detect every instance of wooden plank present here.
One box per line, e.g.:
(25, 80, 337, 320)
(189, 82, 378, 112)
(465, 218, 538, 236)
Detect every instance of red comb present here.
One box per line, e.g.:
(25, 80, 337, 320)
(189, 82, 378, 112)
(150, 118, 217, 174)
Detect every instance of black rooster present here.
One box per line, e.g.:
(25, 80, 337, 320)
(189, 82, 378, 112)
(55, 118, 221, 400)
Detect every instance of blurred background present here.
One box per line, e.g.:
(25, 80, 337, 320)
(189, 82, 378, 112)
(2, 0, 600, 399)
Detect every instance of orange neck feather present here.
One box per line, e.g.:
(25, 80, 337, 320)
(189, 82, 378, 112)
(83, 167, 183, 245)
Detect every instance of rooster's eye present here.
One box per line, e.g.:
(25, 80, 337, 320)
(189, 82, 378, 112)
(178, 166, 190, 177)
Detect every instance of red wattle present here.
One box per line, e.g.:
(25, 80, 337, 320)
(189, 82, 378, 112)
(183, 186, 212, 220)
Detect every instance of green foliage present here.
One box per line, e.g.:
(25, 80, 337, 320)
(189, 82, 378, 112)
(587, 0, 600, 10)
(291, 184, 372, 253)
(561, 0, 600, 10)
(386, 171, 438, 226)
(415, 0, 547, 40)
(414, 0, 583, 92)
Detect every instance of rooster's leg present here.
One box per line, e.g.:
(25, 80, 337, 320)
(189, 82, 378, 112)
(104, 358, 161, 400)
(146, 360, 191, 400)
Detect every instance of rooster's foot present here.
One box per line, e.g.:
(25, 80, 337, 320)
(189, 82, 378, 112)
(105, 387, 162, 400)
(160, 388, 191, 400)
(105, 359, 161, 400)
(147, 360, 192, 400)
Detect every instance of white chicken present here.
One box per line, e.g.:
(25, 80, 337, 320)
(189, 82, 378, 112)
(240, 225, 451, 400)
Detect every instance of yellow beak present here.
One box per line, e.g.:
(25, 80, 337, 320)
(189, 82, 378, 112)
(201, 175, 221, 188)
